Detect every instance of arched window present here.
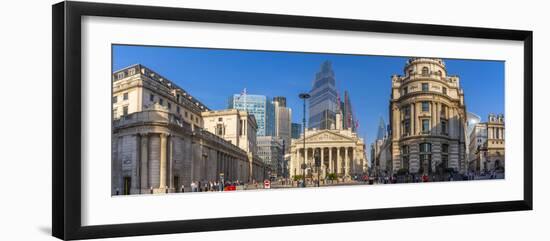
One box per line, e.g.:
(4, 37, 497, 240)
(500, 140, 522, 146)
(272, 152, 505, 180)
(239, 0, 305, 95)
(422, 67, 429, 76)
(419, 142, 432, 174)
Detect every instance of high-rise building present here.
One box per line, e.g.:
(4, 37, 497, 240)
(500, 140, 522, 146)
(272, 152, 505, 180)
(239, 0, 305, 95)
(308, 61, 339, 130)
(376, 116, 387, 141)
(341, 91, 357, 132)
(228, 93, 275, 136)
(272, 96, 292, 152)
(389, 58, 468, 174)
(256, 136, 283, 177)
(291, 123, 302, 139)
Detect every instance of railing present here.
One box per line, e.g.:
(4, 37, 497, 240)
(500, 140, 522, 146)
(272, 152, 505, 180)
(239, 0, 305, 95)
(113, 110, 191, 130)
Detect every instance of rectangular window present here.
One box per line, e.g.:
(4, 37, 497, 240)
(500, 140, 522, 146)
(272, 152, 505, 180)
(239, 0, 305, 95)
(167, 102, 171, 109)
(123, 92, 128, 100)
(216, 124, 224, 136)
(442, 144, 449, 153)
(150, 94, 154, 102)
(218, 117, 223, 121)
(123, 106, 128, 116)
(403, 106, 411, 118)
(441, 119, 447, 135)
(239, 120, 244, 135)
(159, 98, 164, 105)
(422, 101, 430, 112)
(422, 119, 430, 133)
(112, 95, 117, 103)
(422, 83, 429, 91)
(442, 87, 447, 95)
(176, 106, 180, 113)
(403, 86, 408, 95)
(185, 111, 188, 118)
(403, 119, 410, 136)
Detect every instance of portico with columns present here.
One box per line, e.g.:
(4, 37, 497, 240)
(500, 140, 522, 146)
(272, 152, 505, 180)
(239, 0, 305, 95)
(289, 129, 366, 181)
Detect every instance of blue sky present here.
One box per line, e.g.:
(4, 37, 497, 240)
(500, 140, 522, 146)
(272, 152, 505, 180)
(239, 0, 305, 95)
(113, 45, 504, 148)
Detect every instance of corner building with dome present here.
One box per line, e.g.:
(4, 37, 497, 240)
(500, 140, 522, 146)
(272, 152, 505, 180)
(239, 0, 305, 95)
(389, 58, 467, 175)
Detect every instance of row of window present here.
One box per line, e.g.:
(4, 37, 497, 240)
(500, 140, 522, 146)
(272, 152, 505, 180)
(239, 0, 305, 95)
(112, 92, 129, 103)
(115, 68, 137, 80)
(401, 118, 448, 136)
(113, 106, 128, 117)
(400, 143, 450, 171)
(409, 67, 442, 77)
(149, 93, 200, 124)
(402, 83, 447, 96)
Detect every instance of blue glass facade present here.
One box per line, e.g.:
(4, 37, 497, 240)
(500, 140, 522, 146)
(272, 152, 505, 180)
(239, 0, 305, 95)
(308, 61, 339, 130)
(228, 94, 275, 136)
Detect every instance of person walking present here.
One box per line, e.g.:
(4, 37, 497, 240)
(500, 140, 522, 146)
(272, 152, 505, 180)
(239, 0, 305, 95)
(180, 184, 185, 193)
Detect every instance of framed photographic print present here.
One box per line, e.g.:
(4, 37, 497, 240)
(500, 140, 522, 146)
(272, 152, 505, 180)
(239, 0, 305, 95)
(52, 1, 533, 240)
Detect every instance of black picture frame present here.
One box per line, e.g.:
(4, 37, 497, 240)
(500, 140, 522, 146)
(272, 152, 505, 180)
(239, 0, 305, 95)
(52, 1, 533, 240)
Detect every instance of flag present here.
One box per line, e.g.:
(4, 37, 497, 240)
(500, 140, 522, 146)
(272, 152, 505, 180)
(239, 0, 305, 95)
(237, 88, 247, 100)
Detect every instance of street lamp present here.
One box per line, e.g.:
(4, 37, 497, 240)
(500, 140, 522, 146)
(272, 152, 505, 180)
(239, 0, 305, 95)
(299, 93, 311, 187)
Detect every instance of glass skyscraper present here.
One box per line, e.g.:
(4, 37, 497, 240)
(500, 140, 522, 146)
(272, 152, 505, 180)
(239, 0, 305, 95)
(308, 61, 339, 130)
(291, 123, 302, 139)
(228, 93, 275, 136)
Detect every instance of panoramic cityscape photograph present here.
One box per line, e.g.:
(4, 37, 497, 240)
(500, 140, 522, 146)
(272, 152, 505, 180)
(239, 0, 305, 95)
(111, 45, 505, 196)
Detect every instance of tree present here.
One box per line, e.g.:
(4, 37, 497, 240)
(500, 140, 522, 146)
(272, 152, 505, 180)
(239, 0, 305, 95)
(292, 175, 303, 181)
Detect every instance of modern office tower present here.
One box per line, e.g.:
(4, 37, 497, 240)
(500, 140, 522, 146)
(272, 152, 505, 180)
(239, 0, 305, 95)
(308, 61, 339, 130)
(228, 93, 275, 136)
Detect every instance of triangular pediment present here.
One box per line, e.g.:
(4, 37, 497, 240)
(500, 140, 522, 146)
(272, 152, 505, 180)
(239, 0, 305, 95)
(297, 130, 355, 143)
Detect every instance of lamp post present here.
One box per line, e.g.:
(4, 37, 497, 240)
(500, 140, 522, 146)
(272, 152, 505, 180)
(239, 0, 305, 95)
(299, 93, 311, 187)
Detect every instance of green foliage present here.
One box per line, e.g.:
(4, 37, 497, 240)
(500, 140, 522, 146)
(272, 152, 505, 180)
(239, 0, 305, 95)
(326, 173, 338, 180)
(292, 175, 303, 181)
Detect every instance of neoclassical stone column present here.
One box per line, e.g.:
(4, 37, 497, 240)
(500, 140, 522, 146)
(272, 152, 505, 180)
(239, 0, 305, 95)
(436, 102, 441, 135)
(168, 135, 174, 189)
(410, 102, 415, 135)
(304, 148, 308, 167)
(344, 147, 349, 176)
(159, 133, 168, 190)
(431, 102, 437, 135)
(337, 147, 341, 175)
(320, 148, 325, 178)
(328, 147, 333, 173)
(139, 133, 149, 193)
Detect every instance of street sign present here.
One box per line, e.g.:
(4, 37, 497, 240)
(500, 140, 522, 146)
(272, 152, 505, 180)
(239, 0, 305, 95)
(264, 179, 271, 189)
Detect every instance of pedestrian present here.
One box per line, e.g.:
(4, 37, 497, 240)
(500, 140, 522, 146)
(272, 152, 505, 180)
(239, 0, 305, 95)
(181, 184, 185, 193)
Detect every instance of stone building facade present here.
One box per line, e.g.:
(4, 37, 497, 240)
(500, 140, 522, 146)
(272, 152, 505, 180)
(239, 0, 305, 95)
(111, 64, 266, 195)
(289, 113, 366, 180)
(201, 109, 267, 182)
(389, 58, 468, 175)
(469, 114, 505, 172)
